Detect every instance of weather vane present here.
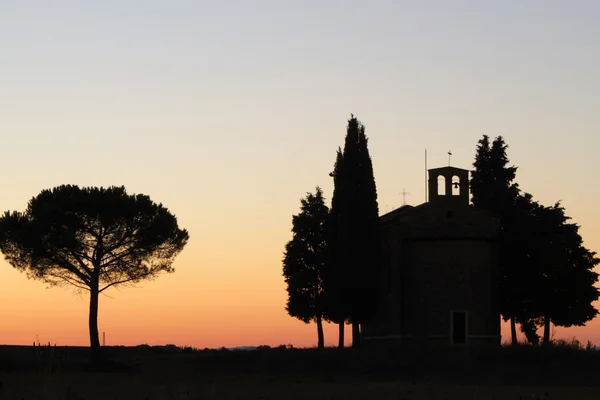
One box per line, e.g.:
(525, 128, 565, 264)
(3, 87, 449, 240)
(448, 150, 452, 166)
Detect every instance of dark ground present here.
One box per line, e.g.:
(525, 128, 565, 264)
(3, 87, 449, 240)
(0, 343, 599, 399)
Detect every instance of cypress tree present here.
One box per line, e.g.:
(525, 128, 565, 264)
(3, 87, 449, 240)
(470, 135, 520, 213)
(336, 115, 382, 348)
(470, 135, 522, 344)
(323, 148, 348, 348)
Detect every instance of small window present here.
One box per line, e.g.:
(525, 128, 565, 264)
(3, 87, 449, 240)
(451, 311, 467, 344)
(437, 175, 446, 195)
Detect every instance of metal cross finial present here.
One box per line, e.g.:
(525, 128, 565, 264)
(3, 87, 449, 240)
(399, 188, 410, 206)
(448, 150, 453, 166)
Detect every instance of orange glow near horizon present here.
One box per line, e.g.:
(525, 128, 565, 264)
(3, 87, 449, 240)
(0, 224, 599, 349)
(0, 141, 598, 349)
(0, 142, 599, 349)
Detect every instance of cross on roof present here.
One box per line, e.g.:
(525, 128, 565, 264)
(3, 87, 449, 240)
(399, 188, 410, 206)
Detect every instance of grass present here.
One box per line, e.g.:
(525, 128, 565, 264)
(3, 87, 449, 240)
(3, 375, 599, 399)
(0, 340, 599, 399)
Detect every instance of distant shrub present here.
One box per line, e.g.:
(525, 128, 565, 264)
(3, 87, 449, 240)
(551, 337, 584, 350)
(180, 345, 197, 353)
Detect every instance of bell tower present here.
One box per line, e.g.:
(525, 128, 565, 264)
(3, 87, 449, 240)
(427, 166, 470, 206)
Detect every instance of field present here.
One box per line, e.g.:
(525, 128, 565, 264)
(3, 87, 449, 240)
(0, 343, 599, 399)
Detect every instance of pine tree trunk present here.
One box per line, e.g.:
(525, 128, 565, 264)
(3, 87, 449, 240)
(89, 279, 101, 363)
(351, 322, 361, 348)
(338, 322, 344, 348)
(510, 317, 518, 345)
(316, 315, 324, 349)
(543, 316, 551, 346)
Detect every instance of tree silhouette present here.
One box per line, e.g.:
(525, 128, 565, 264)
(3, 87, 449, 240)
(334, 115, 382, 348)
(525, 202, 599, 344)
(501, 192, 544, 343)
(470, 135, 522, 344)
(323, 147, 348, 348)
(0, 185, 189, 361)
(470, 135, 520, 211)
(471, 135, 599, 346)
(282, 187, 330, 348)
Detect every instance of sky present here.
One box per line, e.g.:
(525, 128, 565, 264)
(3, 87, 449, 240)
(1, 0, 599, 348)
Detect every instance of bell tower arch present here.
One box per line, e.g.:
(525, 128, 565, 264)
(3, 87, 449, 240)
(428, 166, 470, 206)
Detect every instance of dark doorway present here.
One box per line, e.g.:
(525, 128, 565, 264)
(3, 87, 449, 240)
(451, 311, 467, 344)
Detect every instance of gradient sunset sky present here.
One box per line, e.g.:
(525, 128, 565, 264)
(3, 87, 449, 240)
(1, 1, 599, 348)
